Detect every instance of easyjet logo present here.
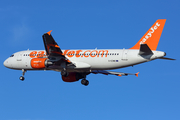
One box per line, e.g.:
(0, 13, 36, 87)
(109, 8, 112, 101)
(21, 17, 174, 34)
(63, 50, 109, 58)
(32, 61, 42, 63)
(29, 50, 109, 58)
(140, 22, 160, 44)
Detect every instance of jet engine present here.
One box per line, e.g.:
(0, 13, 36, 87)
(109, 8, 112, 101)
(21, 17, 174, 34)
(31, 58, 51, 69)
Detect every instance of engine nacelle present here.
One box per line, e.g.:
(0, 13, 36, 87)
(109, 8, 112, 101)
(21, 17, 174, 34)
(62, 72, 84, 82)
(31, 58, 48, 69)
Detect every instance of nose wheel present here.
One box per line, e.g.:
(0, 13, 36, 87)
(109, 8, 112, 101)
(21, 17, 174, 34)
(19, 76, 25, 81)
(19, 69, 26, 81)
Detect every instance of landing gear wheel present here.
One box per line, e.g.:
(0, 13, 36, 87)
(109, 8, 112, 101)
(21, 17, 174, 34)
(61, 70, 69, 77)
(19, 69, 26, 81)
(81, 79, 89, 86)
(19, 76, 25, 81)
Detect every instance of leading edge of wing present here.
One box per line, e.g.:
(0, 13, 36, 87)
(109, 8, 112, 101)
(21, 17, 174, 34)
(92, 70, 139, 77)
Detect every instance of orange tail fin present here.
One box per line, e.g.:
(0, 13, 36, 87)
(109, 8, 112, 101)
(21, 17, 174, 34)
(130, 19, 166, 50)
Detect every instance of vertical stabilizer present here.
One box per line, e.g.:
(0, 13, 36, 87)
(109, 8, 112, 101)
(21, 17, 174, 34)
(130, 19, 166, 50)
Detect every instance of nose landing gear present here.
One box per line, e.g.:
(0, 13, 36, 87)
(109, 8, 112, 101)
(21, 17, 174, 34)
(19, 69, 26, 81)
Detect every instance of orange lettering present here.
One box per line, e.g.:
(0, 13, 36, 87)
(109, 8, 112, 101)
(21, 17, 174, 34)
(30, 50, 109, 58)
(30, 51, 47, 58)
(63, 50, 69, 56)
(30, 51, 37, 58)
(37, 51, 45, 58)
(97, 50, 108, 57)
(76, 50, 82, 57)
(84, 50, 90, 57)
(90, 50, 98, 57)
(67, 51, 75, 57)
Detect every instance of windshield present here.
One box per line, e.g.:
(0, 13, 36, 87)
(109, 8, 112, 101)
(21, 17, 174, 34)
(10, 54, 14, 57)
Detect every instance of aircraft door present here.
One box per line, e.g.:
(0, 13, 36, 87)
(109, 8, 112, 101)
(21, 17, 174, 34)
(122, 49, 128, 61)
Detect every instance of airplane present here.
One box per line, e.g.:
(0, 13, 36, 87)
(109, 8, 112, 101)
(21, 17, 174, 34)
(3, 19, 175, 86)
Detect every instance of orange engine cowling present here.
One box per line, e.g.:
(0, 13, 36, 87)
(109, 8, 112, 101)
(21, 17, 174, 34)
(62, 72, 84, 82)
(31, 58, 48, 69)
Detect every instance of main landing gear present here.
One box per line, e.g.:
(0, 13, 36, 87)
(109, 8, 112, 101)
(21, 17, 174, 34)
(61, 70, 90, 86)
(81, 79, 89, 86)
(80, 74, 89, 86)
(19, 69, 26, 81)
(61, 69, 69, 77)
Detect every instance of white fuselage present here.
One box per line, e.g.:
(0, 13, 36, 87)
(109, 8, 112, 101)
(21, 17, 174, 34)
(3, 49, 165, 72)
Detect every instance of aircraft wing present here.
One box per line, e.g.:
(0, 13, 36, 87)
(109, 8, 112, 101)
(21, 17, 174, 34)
(42, 30, 71, 63)
(92, 70, 139, 77)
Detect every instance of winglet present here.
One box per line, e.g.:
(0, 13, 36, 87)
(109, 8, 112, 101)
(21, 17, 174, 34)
(118, 74, 122, 77)
(135, 72, 139, 77)
(47, 30, 52, 35)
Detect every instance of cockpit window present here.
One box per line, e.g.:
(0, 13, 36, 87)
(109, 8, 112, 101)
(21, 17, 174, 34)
(10, 54, 14, 57)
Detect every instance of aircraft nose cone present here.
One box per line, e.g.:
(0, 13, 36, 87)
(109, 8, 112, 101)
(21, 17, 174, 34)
(3, 59, 11, 68)
(3, 59, 8, 67)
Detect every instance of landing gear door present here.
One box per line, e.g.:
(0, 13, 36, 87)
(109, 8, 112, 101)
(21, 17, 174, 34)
(122, 49, 128, 61)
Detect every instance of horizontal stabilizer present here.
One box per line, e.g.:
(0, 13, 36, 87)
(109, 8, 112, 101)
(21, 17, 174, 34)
(92, 70, 139, 77)
(158, 57, 175, 60)
(139, 44, 153, 55)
